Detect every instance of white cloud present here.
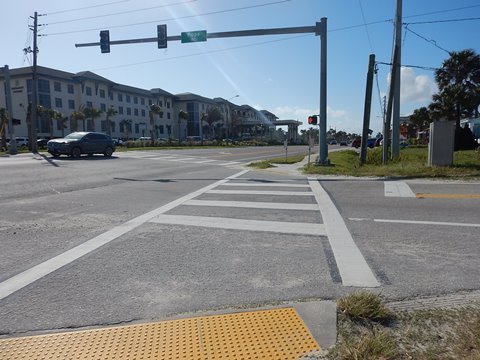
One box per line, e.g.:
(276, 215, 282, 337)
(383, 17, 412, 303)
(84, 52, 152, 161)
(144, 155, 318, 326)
(388, 67, 437, 104)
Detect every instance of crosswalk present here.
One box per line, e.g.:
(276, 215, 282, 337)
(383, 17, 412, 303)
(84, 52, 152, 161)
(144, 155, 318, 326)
(119, 151, 244, 167)
(146, 171, 380, 288)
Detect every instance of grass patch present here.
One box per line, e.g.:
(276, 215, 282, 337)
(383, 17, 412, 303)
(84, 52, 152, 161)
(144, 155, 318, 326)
(320, 291, 480, 360)
(337, 291, 394, 323)
(248, 154, 306, 168)
(304, 147, 480, 178)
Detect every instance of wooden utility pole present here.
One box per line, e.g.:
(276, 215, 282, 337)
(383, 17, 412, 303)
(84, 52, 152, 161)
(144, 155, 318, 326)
(360, 54, 375, 165)
(391, 0, 402, 158)
(30, 11, 39, 153)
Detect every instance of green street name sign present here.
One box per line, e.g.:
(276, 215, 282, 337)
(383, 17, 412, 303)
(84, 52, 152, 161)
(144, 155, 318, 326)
(181, 30, 207, 43)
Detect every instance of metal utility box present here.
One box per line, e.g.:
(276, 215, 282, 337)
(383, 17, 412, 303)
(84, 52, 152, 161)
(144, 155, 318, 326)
(428, 121, 455, 166)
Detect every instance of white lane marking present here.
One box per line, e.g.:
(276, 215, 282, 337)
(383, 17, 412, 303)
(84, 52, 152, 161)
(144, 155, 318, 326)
(221, 183, 310, 188)
(349, 217, 480, 228)
(218, 161, 241, 166)
(184, 199, 319, 210)
(384, 181, 415, 197)
(195, 159, 217, 163)
(170, 157, 198, 162)
(207, 189, 313, 196)
(0, 169, 250, 300)
(309, 178, 380, 287)
(149, 214, 326, 236)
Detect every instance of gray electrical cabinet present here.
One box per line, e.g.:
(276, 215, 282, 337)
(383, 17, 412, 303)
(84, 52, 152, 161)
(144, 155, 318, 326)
(428, 121, 455, 166)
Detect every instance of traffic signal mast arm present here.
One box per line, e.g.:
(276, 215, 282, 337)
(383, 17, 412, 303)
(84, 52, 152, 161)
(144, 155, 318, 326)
(75, 24, 320, 49)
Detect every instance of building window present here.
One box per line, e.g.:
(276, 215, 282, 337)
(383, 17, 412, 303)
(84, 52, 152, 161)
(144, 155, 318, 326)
(135, 124, 139, 133)
(158, 100, 163, 107)
(86, 86, 92, 96)
(159, 125, 164, 134)
(167, 112, 171, 119)
(166, 101, 170, 109)
(54, 82, 61, 92)
(141, 109, 146, 117)
(118, 93, 123, 102)
(55, 98, 63, 108)
(68, 99, 75, 109)
(38, 79, 50, 93)
(99, 89, 106, 98)
(159, 111, 164, 119)
(86, 101, 93, 108)
(100, 103, 106, 112)
(87, 119, 94, 131)
(134, 108, 139, 116)
(67, 84, 74, 94)
(126, 108, 131, 115)
(140, 98, 145, 105)
(118, 106, 124, 114)
(126, 94, 131, 103)
(134, 96, 138, 104)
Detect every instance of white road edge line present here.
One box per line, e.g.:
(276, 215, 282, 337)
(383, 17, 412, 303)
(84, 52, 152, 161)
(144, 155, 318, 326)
(350, 217, 480, 228)
(0, 169, 250, 301)
(221, 183, 310, 188)
(149, 214, 326, 236)
(384, 181, 416, 197)
(308, 178, 380, 287)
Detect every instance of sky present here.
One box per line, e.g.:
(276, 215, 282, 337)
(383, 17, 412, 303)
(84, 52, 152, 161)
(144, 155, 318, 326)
(2, 0, 480, 134)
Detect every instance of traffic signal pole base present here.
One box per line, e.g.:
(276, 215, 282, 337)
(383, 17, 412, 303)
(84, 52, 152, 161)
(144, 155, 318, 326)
(315, 157, 334, 166)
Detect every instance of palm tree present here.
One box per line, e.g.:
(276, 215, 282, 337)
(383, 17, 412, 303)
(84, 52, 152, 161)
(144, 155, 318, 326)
(178, 110, 189, 140)
(434, 49, 480, 128)
(82, 106, 102, 132)
(148, 104, 162, 139)
(0, 108, 7, 150)
(105, 106, 117, 137)
(201, 106, 223, 139)
(47, 109, 63, 139)
(69, 111, 84, 132)
(119, 119, 132, 139)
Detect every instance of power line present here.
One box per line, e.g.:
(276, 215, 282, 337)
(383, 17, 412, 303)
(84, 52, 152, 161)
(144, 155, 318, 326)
(404, 17, 480, 25)
(403, 4, 480, 20)
(45, 0, 130, 16)
(90, 34, 309, 72)
(376, 61, 439, 71)
(403, 25, 451, 54)
(44, 0, 197, 25)
(357, 0, 374, 53)
(42, 0, 292, 36)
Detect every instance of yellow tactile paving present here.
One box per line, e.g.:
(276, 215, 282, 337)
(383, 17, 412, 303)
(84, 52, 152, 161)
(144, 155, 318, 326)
(416, 193, 480, 199)
(0, 308, 320, 360)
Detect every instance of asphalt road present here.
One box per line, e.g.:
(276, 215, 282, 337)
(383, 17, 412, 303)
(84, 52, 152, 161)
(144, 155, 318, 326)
(0, 146, 479, 336)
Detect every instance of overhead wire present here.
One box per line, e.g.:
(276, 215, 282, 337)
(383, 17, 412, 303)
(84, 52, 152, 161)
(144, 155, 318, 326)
(44, 0, 198, 25)
(357, 0, 374, 53)
(403, 26, 451, 54)
(45, 0, 131, 16)
(42, 0, 292, 36)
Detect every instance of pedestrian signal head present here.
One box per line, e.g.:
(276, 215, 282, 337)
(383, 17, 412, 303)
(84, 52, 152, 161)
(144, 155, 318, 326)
(308, 115, 318, 125)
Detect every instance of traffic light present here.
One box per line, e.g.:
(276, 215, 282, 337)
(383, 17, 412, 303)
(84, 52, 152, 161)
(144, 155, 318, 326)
(157, 24, 167, 49)
(99, 30, 110, 53)
(308, 115, 318, 125)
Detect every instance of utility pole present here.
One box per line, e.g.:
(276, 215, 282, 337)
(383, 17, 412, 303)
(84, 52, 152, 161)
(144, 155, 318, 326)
(391, 0, 402, 158)
(3, 65, 17, 155)
(30, 11, 39, 153)
(360, 54, 375, 165)
(382, 46, 399, 164)
(317, 17, 329, 165)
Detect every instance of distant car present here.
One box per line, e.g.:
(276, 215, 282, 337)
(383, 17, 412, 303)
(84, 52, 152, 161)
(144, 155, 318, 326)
(37, 138, 49, 148)
(351, 138, 361, 148)
(7, 137, 29, 149)
(112, 138, 124, 146)
(47, 132, 115, 158)
(374, 137, 383, 147)
(340, 140, 348, 146)
(186, 136, 203, 141)
(138, 136, 152, 141)
(367, 138, 376, 148)
(329, 140, 337, 145)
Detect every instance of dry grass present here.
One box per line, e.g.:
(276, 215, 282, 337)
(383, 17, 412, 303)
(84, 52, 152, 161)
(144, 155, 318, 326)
(323, 292, 480, 360)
